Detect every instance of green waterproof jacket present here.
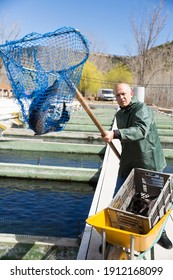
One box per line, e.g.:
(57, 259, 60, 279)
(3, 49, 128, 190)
(116, 96, 166, 178)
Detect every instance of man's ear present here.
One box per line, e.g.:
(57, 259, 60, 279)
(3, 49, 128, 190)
(131, 90, 134, 96)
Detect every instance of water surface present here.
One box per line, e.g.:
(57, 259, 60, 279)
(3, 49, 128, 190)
(0, 179, 94, 238)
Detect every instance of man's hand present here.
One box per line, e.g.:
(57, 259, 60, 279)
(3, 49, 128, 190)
(102, 131, 114, 143)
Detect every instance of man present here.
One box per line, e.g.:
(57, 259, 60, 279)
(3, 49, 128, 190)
(103, 83, 172, 250)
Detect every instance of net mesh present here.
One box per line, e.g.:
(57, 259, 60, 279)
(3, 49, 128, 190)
(0, 27, 89, 134)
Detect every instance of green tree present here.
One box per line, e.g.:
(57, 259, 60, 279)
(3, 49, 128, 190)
(105, 63, 133, 88)
(79, 61, 104, 97)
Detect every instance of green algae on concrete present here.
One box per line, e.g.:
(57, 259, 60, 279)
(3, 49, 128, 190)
(163, 149, 173, 159)
(0, 242, 79, 260)
(0, 235, 79, 260)
(0, 163, 100, 182)
(157, 129, 173, 137)
(0, 140, 105, 154)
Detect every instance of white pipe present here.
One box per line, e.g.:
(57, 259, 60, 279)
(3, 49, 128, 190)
(134, 86, 145, 103)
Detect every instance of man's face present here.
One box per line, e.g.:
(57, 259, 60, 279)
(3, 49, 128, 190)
(115, 84, 134, 108)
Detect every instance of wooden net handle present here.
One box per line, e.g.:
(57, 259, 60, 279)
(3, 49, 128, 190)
(75, 87, 121, 159)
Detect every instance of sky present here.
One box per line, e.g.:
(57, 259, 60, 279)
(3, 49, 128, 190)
(0, 0, 173, 56)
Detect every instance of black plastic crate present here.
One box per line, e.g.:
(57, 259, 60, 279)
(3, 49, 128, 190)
(108, 168, 173, 234)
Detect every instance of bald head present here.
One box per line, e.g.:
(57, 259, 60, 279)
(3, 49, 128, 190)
(116, 83, 132, 93)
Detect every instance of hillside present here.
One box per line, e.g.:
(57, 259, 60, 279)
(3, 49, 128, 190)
(89, 41, 173, 109)
(1, 41, 173, 108)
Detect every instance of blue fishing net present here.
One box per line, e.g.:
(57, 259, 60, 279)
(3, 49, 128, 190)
(0, 27, 89, 134)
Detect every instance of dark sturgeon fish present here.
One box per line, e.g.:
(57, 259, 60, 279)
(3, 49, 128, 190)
(28, 80, 70, 135)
